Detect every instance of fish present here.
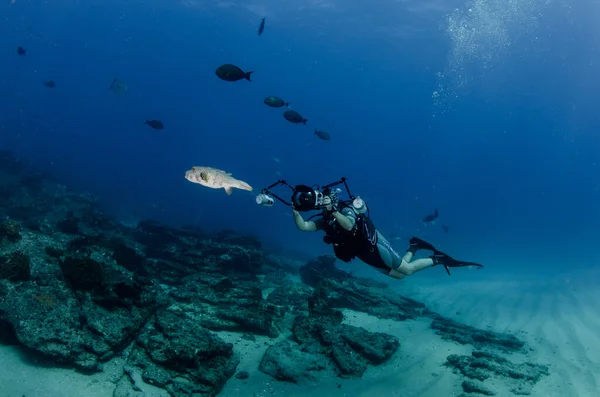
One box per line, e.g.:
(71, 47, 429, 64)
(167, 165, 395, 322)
(314, 129, 330, 141)
(17, 46, 26, 55)
(185, 166, 253, 195)
(258, 18, 265, 36)
(43, 80, 56, 88)
(442, 225, 449, 233)
(215, 64, 253, 82)
(264, 96, 289, 108)
(145, 120, 164, 130)
(283, 109, 307, 125)
(422, 209, 439, 224)
(110, 78, 128, 94)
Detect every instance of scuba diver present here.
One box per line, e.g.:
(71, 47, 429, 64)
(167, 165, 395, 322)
(256, 177, 483, 279)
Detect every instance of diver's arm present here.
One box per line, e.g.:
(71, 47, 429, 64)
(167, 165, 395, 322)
(293, 209, 318, 232)
(332, 211, 354, 231)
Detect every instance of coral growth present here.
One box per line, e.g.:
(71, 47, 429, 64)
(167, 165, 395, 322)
(0, 250, 31, 281)
(0, 220, 22, 242)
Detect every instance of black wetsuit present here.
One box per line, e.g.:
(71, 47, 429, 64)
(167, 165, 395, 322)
(317, 206, 392, 273)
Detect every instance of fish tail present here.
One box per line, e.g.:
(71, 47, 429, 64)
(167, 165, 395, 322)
(236, 180, 253, 191)
(245, 71, 254, 82)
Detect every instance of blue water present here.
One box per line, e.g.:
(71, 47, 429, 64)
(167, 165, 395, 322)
(1, 0, 599, 281)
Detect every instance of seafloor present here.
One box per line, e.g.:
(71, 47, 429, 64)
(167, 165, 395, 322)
(0, 150, 549, 397)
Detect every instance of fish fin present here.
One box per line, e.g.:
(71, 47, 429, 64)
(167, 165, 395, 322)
(225, 187, 233, 195)
(245, 71, 254, 82)
(302, 119, 308, 125)
(237, 181, 253, 192)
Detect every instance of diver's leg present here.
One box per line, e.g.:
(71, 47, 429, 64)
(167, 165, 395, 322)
(375, 232, 403, 269)
(397, 257, 435, 275)
(376, 232, 436, 277)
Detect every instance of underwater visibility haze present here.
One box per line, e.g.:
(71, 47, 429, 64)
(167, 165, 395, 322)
(1, 0, 600, 396)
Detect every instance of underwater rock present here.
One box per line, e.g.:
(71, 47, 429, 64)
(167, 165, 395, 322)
(293, 314, 399, 376)
(299, 255, 350, 286)
(0, 280, 153, 372)
(462, 379, 496, 395)
(305, 275, 426, 322)
(266, 283, 312, 310)
(0, 220, 22, 242)
(431, 315, 526, 353)
(0, 240, 158, 372)
(214, 229, 262, 250)
(168, 275, 280, 337)
(445, 351, 550, 396)
(108, 238, 147, 275)
(259, 339, 330, 383)
(56, 216, 80, 234)
(59, 254, 105, 292)
(260, 313, 400, 380)
(130, 308, 239, 396)
(0, 251, 31, 282)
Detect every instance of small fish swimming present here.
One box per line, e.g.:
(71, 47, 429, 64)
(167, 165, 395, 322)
(264, 96, 289, 108)
(442, 225, 449, 233)
(314, 129, 330, 141)
(145, 120, 164, 130)
(44, 80, 56, 88)
(283, 109, 307, 125)
(215, 64, 253, 82)
(185, 166, 253, 195)
(17, 46, 26, 56)
(110, 78, 128, 94)
(422, 209, 439, 224)
(258, 18, 265, 36)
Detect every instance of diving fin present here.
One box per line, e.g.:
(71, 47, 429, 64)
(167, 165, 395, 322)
(431, 251, 484, 276)
(408, 237, 439, 254)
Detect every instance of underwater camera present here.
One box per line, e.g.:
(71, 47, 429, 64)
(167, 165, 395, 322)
(257, 177, 355, 212)
(291, 185, 326, 212)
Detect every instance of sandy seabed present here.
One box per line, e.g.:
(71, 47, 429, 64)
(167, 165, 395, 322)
(1, 274, 598, 397)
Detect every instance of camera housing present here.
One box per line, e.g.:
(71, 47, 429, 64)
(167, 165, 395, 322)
(292, 185, 324, 211)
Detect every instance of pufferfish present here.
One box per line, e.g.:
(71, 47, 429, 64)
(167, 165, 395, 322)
(184, 166, 253, 195)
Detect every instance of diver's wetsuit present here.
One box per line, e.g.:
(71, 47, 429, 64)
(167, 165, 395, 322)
(316, 206, 403, 273)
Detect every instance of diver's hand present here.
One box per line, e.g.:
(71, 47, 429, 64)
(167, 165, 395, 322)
(322, 196, 333, 211)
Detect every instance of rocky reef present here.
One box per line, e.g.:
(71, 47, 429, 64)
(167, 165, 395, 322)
(0, 151, 549, 396)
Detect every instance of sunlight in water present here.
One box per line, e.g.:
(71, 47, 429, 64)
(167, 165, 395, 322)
(433, 0, 550, 114)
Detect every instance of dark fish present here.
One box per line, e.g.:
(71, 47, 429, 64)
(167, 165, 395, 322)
(422, 209, 439, 224)
(442, 225, 449, 233)
(258, 18, 265, 36)
(17, 46, 26, 56)
(283, 110, 307, 125)
(43, 80, 56, 88)
(314, 129, 330, 141)
(264, 96, 289, 108)
(110, 78, 128, 94)
(215, 64, 253, 82)
(145, 120, 164, 130)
